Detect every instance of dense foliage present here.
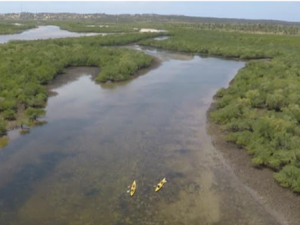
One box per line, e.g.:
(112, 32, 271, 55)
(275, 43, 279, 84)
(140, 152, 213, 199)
(211, 55, 300, 193)
(0, 118, 6, 136)
(0, 32, 160, 133)
(139, 26, 300, 192)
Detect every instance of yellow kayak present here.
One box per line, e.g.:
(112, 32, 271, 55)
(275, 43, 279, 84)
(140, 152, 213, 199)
(130, 180, 137, 196)
(155, 178, 167, 192)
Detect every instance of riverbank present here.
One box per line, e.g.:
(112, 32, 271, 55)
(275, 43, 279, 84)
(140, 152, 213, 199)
(48, 57, 161, 91)
(0, 23, 37, 35)
(207, 101, 300, 225)
(0, 29, 161, 140)
(0, 55, 161, 145)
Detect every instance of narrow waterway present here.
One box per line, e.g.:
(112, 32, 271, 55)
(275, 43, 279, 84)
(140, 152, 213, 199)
(0, 25, 100, 44)
(0, 27, 283, 225)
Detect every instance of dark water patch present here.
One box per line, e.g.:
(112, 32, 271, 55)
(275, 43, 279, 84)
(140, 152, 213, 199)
(117, 194, 131, 217)
(98, 135, 116, 145)
(166, 171, 185, 180)
(175, 148, 192, 155)
(59, 172, 74, 181)
(84, 187, 101, 197)
(0, 151, 67, 211)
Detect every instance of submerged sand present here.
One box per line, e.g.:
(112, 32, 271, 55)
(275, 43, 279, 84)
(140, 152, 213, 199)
(207, 103, 300, 225)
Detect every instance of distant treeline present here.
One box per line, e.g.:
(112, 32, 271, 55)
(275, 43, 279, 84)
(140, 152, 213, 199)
(2, 12, 300, 26)
(169, 22, 300, 35)
(0, 32, 160, 135)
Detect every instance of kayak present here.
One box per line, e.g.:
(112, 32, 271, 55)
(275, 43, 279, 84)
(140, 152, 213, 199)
(130, 180, 137, 196)
(155, 178, 167, 192)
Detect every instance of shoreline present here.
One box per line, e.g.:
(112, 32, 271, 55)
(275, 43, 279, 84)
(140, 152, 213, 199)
(207, 101, 300, 225)
(0, 57, 161, 143)
(138, 43, 272, 61)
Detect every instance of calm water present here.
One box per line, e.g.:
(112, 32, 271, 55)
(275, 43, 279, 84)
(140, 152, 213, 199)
(0, 28, 282, 225)
(0, 25, 100, 44)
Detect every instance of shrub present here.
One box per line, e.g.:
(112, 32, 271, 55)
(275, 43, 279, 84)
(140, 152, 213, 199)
(0, 118, 6, 136)
(1, 109, 16, 120)
(25, 107, 46, 121)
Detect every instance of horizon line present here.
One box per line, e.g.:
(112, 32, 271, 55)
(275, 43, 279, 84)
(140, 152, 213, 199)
(1, 12, 300, 24)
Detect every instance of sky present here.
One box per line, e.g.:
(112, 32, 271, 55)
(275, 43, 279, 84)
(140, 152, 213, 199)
(1, 1, 300, 22)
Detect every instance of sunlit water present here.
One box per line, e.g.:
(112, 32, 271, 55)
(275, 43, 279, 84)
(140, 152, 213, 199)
(0, 29, 282, 225)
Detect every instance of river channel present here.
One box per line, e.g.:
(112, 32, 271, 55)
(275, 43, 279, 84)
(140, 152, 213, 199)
(0, 25, 99, 44)
(0, 26, 282, 225)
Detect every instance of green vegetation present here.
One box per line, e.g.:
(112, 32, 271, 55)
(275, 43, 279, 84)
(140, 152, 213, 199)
(139, 25, 300, 192)
(139, 28, 284, 59)
(25, 107, 46, 121)
(0, 21, 36, 34)
(210, 55, 300, 193)
(0, 32, 161, 135)
(0, 118, 6, 136)
(166, 22, 300, 35)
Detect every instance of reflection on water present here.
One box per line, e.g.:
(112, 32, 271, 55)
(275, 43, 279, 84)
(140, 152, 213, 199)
(0, 26, 100, 44)
(154, 36, 170, 41)
(0, 47, 281, 225)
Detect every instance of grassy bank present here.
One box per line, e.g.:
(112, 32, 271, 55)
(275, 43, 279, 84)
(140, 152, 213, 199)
(139, 25, 300, 193)
(0, 32, 162, 135)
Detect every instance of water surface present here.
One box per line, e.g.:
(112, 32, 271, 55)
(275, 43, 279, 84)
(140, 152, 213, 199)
(0, 25, 99, 44)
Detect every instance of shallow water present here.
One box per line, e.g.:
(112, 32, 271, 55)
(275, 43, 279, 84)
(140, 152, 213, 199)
(0, 25, 100, 44)
(0, 41, 283, 225)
